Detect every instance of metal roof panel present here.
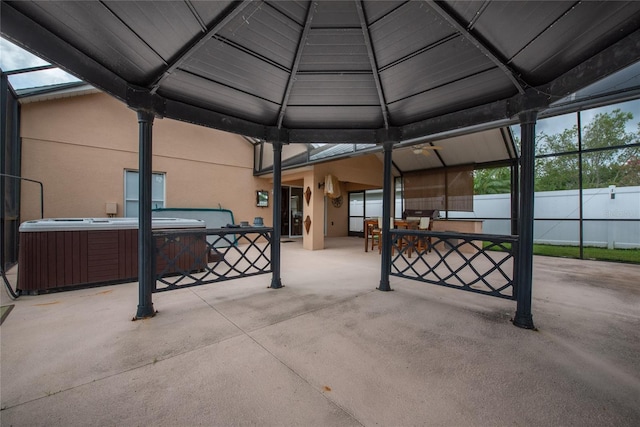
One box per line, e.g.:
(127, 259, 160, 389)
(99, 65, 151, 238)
(388, 68, 514, 125)
(457, 0, 572, 61)
(103, 1, 203, 62)
(181, 40, 288, 103)
(312, 0, 360, 28)
(8, 1, 164, 84)
(287, 74, 380, 106)
(161, 70, 279, 125)
(299, 29, 371, 72)
(189, 0, 235, 25)
(3, 0, 638, 148)
(381, 37, 495, 103)
(284, 106, 383, 129)
(370, 1, 454, 69)
(218, 2, 302, 69)
(268, 0, 310, 25)
(362, 1, 404, 24)
(510, 1, 640, 85)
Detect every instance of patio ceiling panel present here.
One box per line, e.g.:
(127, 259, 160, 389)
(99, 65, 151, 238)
(387, 146, 445, 171)
(388, 127, 513, 173)
(434, 129, 513, 166)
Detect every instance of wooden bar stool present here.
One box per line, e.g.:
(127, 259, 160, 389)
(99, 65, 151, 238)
(415, 217, 432, 253)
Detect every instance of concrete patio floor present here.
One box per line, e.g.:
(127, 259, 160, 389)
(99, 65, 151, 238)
(1, 237, 639, 426)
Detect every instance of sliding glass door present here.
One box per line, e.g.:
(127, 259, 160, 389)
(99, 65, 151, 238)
(348, 189, 383, 236)
(281, 186, 303, 238)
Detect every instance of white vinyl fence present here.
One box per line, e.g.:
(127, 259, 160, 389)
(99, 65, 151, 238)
(448, 186, 640, 249)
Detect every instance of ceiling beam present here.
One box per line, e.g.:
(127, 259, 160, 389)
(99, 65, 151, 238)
(355, 0, 390, 128)
(425, 0, 527, 95)
(289, 129, 378, 144)
(538, 28, 640, 100)
(401, 100, 514, 143)
(148, 0, 256, 94)
(276, 1, 317, 128)
(164, 97, 268, 140)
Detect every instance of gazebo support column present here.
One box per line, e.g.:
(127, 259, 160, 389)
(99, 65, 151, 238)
(135, 110, 156, 319)
(513, 110, 537, 329)
(378, 140, 395, 292)
(270, 140, 283, 289)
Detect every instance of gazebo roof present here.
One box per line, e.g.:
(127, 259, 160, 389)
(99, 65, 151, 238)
(2, 0, 640, 156)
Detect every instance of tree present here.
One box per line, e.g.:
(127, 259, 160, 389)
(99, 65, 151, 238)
(474, 167, 511, 195)
(474, 109, 639, 194)
(534, 126, 579, 191)
(533, 109, 639, 191)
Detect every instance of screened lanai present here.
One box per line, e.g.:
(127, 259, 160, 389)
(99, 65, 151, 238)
(2, 0, 640, 329)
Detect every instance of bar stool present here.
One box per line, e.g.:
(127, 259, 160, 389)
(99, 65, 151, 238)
(415, 217, 432, 253)
(371, 217, 395, 253)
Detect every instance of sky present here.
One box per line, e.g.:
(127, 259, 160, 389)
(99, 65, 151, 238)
(0, 36, 81, 90)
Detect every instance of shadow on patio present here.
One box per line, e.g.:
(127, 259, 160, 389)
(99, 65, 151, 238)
(1, 237, 639, 426)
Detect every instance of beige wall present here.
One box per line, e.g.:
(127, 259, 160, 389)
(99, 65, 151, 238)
(19, 90, 387, 246)
(278, 154, 384, 243)
(20, 92, 272, 225)
(316, 155, 383, 238)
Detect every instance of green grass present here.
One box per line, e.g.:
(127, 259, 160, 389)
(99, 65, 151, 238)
(483, 242, 640, 264)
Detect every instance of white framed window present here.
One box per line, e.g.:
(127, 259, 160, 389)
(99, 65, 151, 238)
(124, 170, 166, 217)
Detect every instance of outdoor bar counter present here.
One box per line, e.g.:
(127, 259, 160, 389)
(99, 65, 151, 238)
(431, 219, 484, 253)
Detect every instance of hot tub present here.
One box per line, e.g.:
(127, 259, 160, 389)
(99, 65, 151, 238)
(18, 217, 206, 293)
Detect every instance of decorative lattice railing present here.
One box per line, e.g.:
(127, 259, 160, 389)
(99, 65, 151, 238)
(153, 227, 272, 293)
(389, 230, 519, 300)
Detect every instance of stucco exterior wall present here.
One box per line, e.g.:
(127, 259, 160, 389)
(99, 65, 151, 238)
(316, 155, 383, 238)
(19, 92, 272, 226)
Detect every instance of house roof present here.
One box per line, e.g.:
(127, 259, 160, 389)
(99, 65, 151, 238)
(2, 0, 640, 171)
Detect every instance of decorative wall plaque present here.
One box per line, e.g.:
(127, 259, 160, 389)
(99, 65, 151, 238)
(304, 215, 311, 234)
(305, 186, 311, 206)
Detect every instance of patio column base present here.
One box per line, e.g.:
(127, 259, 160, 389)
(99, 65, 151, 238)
(512, 311, 535, 329)
(269, 278, 283, 289)
(377, 281, 393, 292)
(134, 306, 156, 320)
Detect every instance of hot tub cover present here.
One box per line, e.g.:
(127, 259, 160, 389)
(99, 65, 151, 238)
(19, 217, 205, 232)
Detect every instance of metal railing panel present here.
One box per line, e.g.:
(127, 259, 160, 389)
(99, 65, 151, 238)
(390, 230, 519, 300)
(153, 227, 273, 292)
